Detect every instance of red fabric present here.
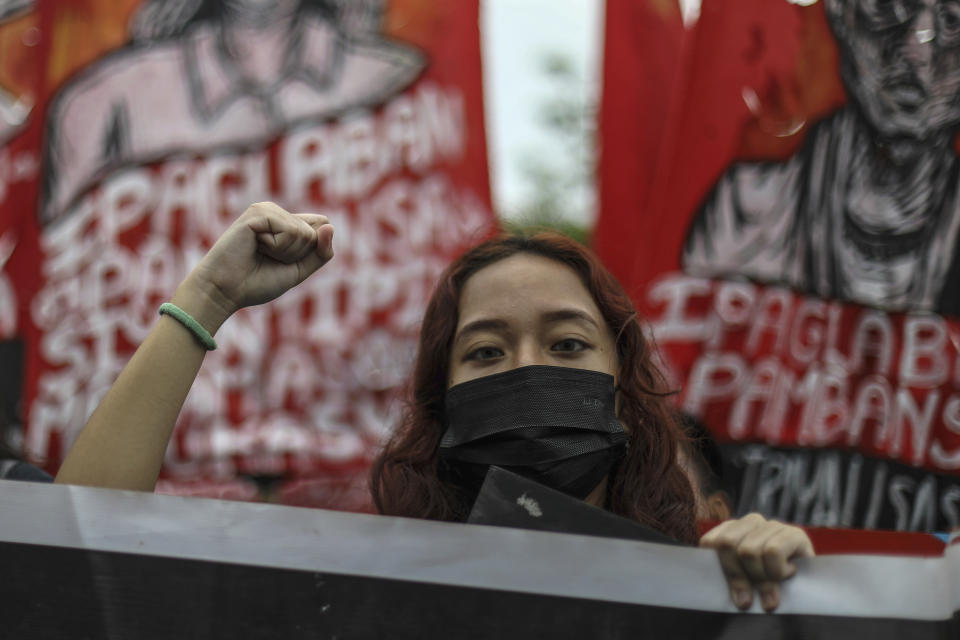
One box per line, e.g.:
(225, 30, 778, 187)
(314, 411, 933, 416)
(698, 521, 947, 557)
(598, 0, 845, 289)
(594, 0, 686, 288)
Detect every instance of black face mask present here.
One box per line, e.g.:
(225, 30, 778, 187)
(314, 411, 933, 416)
(439, 365, 628, 500)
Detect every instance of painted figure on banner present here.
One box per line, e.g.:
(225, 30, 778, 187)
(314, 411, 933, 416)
(42, 0, 424, 223)
(684, 0, 960, 315)
(25, 0, 490, 491)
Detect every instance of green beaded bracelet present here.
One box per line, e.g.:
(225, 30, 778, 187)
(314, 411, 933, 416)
(158, 302, 218, 351)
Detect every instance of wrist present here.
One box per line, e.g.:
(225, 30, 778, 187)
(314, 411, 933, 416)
(171, 274, 236, 336)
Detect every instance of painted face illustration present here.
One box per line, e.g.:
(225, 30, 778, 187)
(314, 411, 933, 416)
(831, 0, 960, 140)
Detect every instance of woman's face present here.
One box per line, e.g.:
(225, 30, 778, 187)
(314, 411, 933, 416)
(448, 253, 618, 388)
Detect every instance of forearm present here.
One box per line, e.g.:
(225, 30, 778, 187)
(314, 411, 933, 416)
(53, 203, 333, 491)
(55, 280, 232, 491)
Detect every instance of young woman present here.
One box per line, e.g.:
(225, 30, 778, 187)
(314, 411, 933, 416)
(56, 202, 813, 613)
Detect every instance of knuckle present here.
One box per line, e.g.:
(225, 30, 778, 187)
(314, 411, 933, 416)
(706, 534, 734, 551)
(251, 201, 281, 215)
(243, 202, 269, 219)
(761, 544, 786, 563)
(738, 542, 764, 561)
(698, 529, 719, 545)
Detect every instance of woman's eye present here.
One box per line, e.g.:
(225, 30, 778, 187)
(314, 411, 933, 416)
(551, 338, 588, 353)
(466, 346, 503, 361)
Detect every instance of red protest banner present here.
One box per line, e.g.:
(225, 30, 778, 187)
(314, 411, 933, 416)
(594, 0, 686, 286)
(597, 0, 960, 531)
(2, 0, 494, 509)
(0, 1, 39, 342)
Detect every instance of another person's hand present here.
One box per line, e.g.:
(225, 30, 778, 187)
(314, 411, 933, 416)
(174, 202, 335, 332)
(699, 513, 814, 612)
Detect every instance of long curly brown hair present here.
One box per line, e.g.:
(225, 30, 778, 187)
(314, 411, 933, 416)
(370, 232, 698, 544)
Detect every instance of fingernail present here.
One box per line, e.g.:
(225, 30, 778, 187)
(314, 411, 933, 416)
(734, 589, 750, 608)
(761, 592, 776, 610)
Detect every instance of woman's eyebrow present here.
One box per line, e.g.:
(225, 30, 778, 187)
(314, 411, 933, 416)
(453, 318, 510, 346)
(541, 308, 601, 330)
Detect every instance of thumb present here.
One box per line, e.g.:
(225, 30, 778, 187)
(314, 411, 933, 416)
(293, 213, 335, 263)
(286, 221, 334, 285)
(316, 223, 334, 262)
